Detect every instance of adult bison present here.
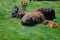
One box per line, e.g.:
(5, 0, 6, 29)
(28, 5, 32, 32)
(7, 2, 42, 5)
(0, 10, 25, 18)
(21, 11, 45, 26)
(35, 8, 56, 20)
(12, 6, 25, 19)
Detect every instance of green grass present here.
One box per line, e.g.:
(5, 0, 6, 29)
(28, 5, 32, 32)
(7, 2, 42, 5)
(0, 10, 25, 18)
(0, 0, 60, 40)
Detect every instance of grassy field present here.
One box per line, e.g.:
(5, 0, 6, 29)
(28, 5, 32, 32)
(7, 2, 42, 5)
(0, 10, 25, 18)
(0, 0, 60, 40)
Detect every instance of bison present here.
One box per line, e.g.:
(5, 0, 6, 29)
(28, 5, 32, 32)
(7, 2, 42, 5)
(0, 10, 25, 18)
(21, 11, 45, 26)
(35, 8, 56, 20)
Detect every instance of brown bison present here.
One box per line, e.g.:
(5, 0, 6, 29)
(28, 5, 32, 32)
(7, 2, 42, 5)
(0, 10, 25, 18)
(35, 8, 56, 20)
(21, 11, 45, 26)
(12, 6, 25, 19)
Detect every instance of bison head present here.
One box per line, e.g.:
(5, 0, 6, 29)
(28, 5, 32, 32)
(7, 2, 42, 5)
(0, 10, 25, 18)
(12, 6, 19, 18)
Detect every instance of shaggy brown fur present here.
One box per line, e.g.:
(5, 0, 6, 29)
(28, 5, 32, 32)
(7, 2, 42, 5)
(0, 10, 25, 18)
(22, 11, 45, 21)
(35, 8, 56, 20)
(43, 20, 58, 28)
(21, 11, 45, 26)
(17, 8, 25, 19)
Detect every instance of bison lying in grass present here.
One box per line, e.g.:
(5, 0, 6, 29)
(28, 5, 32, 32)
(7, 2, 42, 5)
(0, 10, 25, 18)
(12, 7, 56, 26)
(21, 11, 45, 26)
(12, 6, 25, 19)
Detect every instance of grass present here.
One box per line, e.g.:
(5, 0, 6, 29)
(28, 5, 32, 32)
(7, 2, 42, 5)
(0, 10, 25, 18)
(0, 0, 60, 40)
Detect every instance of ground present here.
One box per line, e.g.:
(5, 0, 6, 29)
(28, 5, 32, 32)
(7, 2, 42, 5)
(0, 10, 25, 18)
(0, 0, 60, 40)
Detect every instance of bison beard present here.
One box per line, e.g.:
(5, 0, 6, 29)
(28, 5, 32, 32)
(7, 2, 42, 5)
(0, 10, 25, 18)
(21, 11, 45, 26)
(36, 8, 56, 20)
